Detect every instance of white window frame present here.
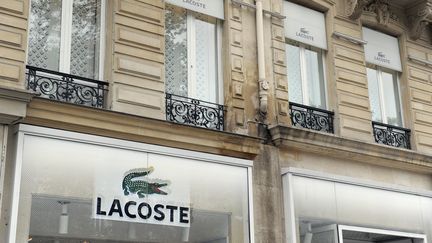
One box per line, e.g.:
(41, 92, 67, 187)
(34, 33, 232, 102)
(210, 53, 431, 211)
(367, 65, 404, 126)
(338, 225, 427, 243)
(166, 5, 223, 104)
(286, 40, 328, 109)
(27, 0, 106, 80)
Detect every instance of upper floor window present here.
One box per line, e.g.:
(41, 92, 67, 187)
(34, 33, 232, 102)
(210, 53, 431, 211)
(28, 0, 103, 79)
(363, 27, 403, 127)
(165, 2, 223, 104)
(283, 1, 328, 109)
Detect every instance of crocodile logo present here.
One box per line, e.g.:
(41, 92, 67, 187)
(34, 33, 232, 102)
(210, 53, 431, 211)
(122, 167, 170, 198)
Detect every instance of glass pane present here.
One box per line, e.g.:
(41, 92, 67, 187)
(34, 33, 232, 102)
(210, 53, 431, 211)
(17, 135, 250, 242)
(304, 48, 326, 109)
(367, 68, 383, 123)
(70, 0, 101, 79)
(165, 6, 188, 97)
(286, 44, 303, 104)
(194, 15, 217, 103)
(28, 0, 62, 71)
(382, 71, 402, 126)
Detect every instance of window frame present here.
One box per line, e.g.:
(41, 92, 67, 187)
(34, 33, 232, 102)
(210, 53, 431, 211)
(286, 39, 328, 109)
(26, 0, 106, 80)
(165, 4, 223, 104)
(367, 64, 404, 127)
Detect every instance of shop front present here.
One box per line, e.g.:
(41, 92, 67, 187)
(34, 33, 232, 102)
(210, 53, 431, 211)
(282, 167, 431, 243)
(7, 125, 253, 242)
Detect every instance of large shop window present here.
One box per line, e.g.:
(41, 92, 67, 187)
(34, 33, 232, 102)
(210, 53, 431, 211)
(9, 126, 252, 242)
(363, 27, 403, 127)
(165, 2, 222, 103)
(28, 0, 103, 79)
(282, 169, 431, 243)
(284, 1, 327, 109)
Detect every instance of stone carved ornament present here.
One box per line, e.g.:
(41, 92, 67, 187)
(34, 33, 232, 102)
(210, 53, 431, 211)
(347, 0, 432, 40)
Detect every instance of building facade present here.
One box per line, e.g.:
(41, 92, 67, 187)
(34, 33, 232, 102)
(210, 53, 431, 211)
(0, 0, 432, 242)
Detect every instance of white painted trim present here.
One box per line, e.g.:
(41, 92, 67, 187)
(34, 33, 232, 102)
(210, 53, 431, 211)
(281, 167, 432, 198)
(59, 0, 73, 73)
(377, 68, 388, 124)
(283, 173, 298, 243)
(299, 45, 309, 106)
(187, 13, 196, 99)
(17, 124, 253, 167)
(217, 19, 224, 104)
(7, 129, 25, 243)
(98, 0, 106, 81)
(248, 167, 255, 243)
(338, 225, 427, 242)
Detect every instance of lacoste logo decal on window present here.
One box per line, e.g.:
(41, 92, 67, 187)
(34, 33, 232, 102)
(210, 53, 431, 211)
(122, 167, 170, 198)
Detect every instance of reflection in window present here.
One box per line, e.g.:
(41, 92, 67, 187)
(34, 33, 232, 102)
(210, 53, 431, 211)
(165, 5, 219, 103)
(286, 41, 326, 109)
(367, 67, 402, 126)
(28, 0, 101, 79)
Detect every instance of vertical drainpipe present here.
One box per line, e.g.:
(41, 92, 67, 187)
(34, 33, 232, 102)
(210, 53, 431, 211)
(256, 0, 269, 121)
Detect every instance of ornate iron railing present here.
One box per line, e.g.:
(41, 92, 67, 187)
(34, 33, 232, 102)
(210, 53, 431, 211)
(289, 102, 334, 133)
(26, 65, 108, 108)
(166, 93, 225, 131)
(372, 121, 411, 149)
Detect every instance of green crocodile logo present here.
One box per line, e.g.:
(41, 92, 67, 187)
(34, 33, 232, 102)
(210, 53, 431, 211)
(122, 167, 170, 198)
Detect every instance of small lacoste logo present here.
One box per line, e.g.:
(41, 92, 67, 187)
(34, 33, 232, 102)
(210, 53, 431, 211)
(378, 52, 385, 58)
(300, 28, 309, 34)
(375, 52, 390, 64)
(296, 27, 314, 41)
(122, 167, 170, 198)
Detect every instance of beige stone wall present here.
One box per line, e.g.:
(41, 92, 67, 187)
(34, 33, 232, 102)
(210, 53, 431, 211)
(106, 0, 165, 119)
(0, 0, 29, 90)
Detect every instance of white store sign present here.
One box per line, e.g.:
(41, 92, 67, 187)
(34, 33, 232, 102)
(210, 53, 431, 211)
(93, 158, 191, 228)
(283, 1, 327, 50)
(363, 27, 402, 71)
(166, 0, 224, 19)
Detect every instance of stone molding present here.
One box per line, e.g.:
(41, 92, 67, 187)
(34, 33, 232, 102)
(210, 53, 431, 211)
(346, 0, 373, 20)
(0, 86, 33, 124)
(407, 0, 432, 40)
(269, 125, 432, 172)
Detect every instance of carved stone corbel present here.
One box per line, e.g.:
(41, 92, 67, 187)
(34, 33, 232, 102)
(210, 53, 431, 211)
(407, 1, 432, 40)
(346, 0, 374, 20)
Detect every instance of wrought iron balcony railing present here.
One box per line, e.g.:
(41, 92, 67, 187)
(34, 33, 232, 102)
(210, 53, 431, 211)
(289, 102, 334, 133)
(166, 93, 225, 131)
(26, 65, 108, 108)
(372, 121, 411, 149)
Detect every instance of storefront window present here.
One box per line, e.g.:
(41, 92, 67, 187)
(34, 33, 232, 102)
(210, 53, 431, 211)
(12, 129, 251, 242)
(282, 170, 432, 243)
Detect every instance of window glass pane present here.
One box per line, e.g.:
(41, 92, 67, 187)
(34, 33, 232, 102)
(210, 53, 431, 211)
(194, 15, 217, 103)
(70, 0, 101, 79)
(286, 44, 303, 104)
(381, 70, 402, 126)
(28, 0, 62, 71)
(304, 48, 326, 109)
(367, 68, 383, 123)
(17, 135, 250, 242)
(165, 6, 188, 97)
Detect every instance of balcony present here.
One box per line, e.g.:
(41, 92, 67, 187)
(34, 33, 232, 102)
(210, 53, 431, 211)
(26, 65, 108, 108)
(289, 102, 334, 134)
(165, 93, 225, 131)
(372, 121, 411, 149)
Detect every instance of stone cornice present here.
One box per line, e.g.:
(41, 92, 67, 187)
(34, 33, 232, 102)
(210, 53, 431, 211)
(269, 125, 432, 173)
(0, 86, 34, 124)
(407, 0, 432, 40)
(23, 98, 263, 160)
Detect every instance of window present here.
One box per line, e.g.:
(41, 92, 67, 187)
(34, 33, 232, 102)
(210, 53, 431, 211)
(286, 41, 326, 109)
(283, 1, 328, 109)
(363, 27, 403, 127)
(28, 0, 103, 79)
(165, 5, 221, 103)
(367, 66, 402, 126)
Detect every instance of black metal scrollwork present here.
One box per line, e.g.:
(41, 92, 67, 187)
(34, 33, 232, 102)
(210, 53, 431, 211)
(26, 65, 108, 108)
(166, 93, 224, 131)
(289, 102, 334, 133)
(372, 121, 411, 149)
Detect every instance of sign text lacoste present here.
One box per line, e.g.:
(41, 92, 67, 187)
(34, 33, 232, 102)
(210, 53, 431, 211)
(94, 167, 191, 227)
(374, 52, 391, 64)
(296, 28, 314, 41)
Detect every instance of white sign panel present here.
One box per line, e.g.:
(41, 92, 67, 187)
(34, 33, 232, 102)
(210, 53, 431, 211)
(166, 0, 224, 19)
(93, 154, 191, 228)
(363, 27, 402, 72)
(283, 1, 327, 50)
